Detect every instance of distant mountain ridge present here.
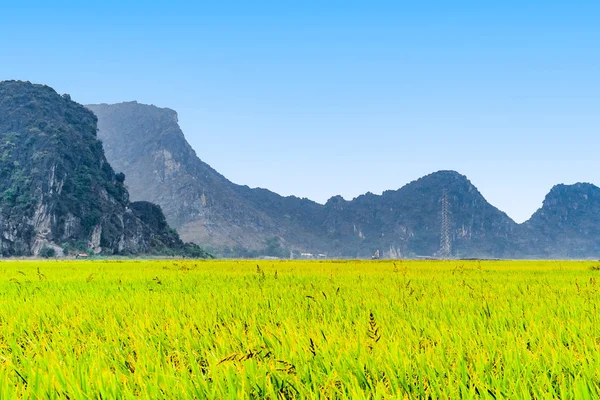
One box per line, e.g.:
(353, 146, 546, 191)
(318, 170, 521, 258)
(88, 101, 600, 259)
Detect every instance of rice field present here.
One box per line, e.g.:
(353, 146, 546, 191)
(0, 259, 599, 399)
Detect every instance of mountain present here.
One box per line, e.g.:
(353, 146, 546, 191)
(88, 101, 530, 259)
(522, 183, 600, 258)
(0, 81, 210, 258)
(86, 102, 326, 256)
(87, 101, 600, 259)
(320, 171, 521, 258)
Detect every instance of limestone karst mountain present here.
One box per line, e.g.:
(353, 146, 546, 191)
(87, 102, 325, 257)
(0, 81, 210, 258)
(521, 183, 600, 258)
(91, 102, 572, 259)
(86, 101, 600, 259)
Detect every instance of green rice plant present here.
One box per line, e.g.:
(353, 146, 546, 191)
(0, 259, 598, 398)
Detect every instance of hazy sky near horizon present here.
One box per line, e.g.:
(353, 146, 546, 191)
(1, 1, 599, 222)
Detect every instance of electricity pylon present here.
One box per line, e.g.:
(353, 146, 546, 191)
(440, 189, 451, 259)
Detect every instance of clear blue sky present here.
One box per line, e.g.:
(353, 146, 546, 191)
(1, 1, 599, 222)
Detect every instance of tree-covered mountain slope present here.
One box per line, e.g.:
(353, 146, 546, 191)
(0, 81, 210, 257)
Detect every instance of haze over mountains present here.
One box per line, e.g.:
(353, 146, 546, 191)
(88, 101, 600, 259)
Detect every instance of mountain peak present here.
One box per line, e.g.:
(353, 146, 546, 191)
(325, 195, 347, 207)
(547, 182, 599, 196)
(412, 170, 472, 188)
(428, 169, 465, 178)
(538, 182, 600, 210)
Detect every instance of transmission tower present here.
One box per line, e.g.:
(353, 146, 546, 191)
(440, 189, 451, 259)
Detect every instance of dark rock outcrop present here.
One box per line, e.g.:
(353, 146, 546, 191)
(0, 81, 210, 257)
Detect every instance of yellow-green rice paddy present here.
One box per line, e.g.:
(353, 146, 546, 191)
(0, 259, 599, 398)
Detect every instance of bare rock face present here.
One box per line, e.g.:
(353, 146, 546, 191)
(0, 81, 210, 257)
(87, 102, 326, 256)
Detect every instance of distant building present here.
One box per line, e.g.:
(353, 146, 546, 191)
(299, 252, 327, 259)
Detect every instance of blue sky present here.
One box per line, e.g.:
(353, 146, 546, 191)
(1, 1, 599, 222)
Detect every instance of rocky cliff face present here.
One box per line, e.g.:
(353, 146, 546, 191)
(0, 81, 209, 257)
(87, 102, 326, 255)
(89, 102, 541, 259)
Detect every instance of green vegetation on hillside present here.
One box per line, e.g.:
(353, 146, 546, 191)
(0, 81, 211, 258)
(0, 84, 126, 233)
